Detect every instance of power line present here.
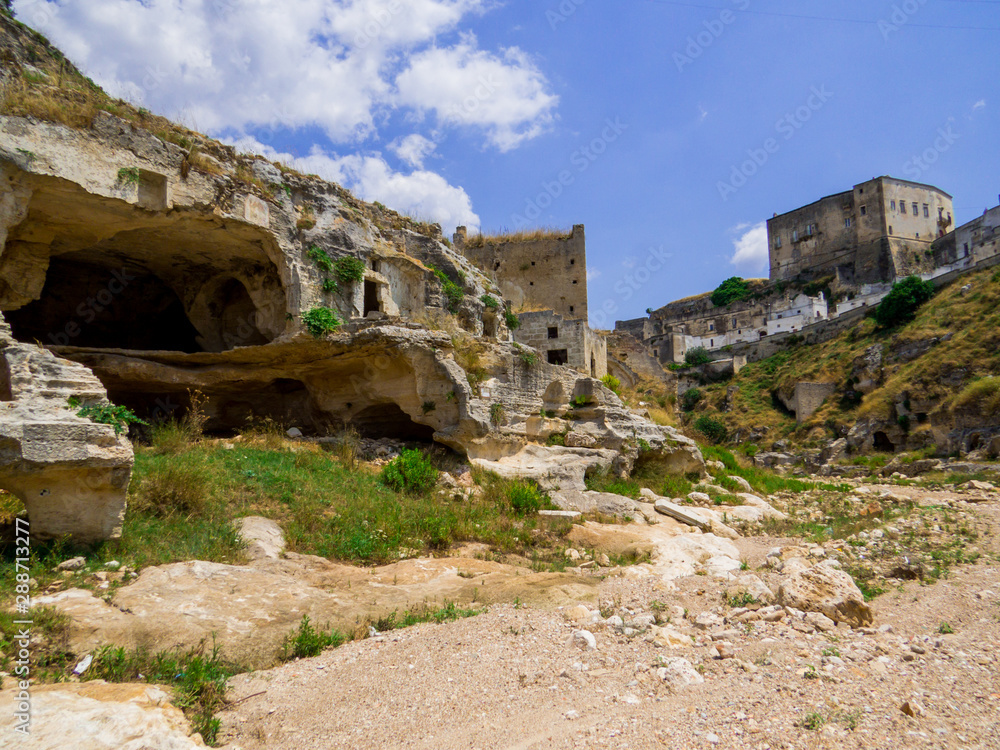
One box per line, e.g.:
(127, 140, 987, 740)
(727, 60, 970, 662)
(645, 0, 1000, 31)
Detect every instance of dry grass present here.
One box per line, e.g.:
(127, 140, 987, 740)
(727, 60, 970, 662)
(951, 376, 1000, 416)
(462, 227, 572, 249)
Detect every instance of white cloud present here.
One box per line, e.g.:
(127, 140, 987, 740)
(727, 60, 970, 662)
(729, 221, 769, 272)
(395, 37, 558, 151)
(973, 99, 986, 110)
(237, 138, 479, 235)
(14, 0, 556, 150)
(586, 268, 601, 281)
(389, 133, 437, 168)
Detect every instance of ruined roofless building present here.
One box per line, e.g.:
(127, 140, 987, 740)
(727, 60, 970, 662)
(767, 176, 954, 286)
(454, 224, 607, 378)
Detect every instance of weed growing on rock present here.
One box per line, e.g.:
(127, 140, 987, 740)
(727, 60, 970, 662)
(302, 307, 343, 337)
(480, 294, 501, 310)
(116, 166, 141, 186)
(504, 310, 521, 330)
(333, 256, 365, 285)
(372, 601, 482, 632)
(601, 374, 622, 395)
(68, 397, 147, 435)
(489, 402, 507, 427)
(307, 245, 334, 272)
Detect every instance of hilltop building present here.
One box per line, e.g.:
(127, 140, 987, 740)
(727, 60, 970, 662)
(767, 176, 954, 285)
(455, 225, 607, 377)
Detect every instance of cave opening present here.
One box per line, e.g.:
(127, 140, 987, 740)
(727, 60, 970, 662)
(873, 431, 895, 452)
(108, 378, 318, 437)
(351, 403, 436, 442)
(363, 280, 380, 317)
(6, 257, 202, 352)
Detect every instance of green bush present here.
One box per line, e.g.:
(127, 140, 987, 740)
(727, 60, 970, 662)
(281, 615, 348, 660)
(307, 245, 334, 272)
(505, 480, 546, 515)
(480, 294, 501, 310)
(302, 307, 343, 337)
(874, 276, 934, 327)
(489, 402, 507, 426)
(68, 397, 147, 435)
(710, 277, 750, 307)
(684, 346, 711, 366)
(379, 449, 438, 494)
(333, 256, 365, 285)
(695, 416, 728, 443)
(681, 388, 703, 412)
(504, 310, 521, 330)
(428, 267, 464, 313)
(600, 374, 622, 395)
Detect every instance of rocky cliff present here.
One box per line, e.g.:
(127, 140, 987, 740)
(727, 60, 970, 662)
(0, 15, 702, 540)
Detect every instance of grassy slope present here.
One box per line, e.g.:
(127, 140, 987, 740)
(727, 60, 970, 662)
(682, 265, 1000, 449)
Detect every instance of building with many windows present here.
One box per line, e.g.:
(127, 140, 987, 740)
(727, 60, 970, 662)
(767, 176, 954, 285)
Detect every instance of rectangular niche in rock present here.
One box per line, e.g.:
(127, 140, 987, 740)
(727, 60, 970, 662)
(136, 170, 168, 211)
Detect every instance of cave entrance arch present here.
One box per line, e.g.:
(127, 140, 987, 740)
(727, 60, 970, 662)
(6, 258, 202, 352)
(210, 278, 270, 350)
(873, 431, 895, 452)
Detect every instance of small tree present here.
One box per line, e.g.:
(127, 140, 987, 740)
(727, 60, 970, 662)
(874, 276, 934, 328)
(681, 388, 703, 412)
(694, 416, 728, 444)
(684, 346, 711, 366)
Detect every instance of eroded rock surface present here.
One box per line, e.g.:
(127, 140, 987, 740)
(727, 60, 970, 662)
(0, 315, 133, 542)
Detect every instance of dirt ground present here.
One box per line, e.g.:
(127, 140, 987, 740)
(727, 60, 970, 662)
(217, 493, 1000, 750)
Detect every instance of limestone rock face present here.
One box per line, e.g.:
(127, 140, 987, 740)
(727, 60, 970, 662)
(0, 316, 133, 542)
(776, 563, 873, 628)
(0, 682, 205, 749)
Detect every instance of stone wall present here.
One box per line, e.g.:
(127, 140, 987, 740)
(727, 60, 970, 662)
(514, 311, 607, 378)
(767, 177, 953, 284)
(455, 225, 588, 320)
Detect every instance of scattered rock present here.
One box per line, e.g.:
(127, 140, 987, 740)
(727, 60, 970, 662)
(777, 563, 874, 628)
(571, 630, 597, 651)
(656, 657, 704, 688)
(54, 557, 86, 572)
(233, 516, 286, 561)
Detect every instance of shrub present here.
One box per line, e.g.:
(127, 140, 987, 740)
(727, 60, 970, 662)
(116, 166, 141, 186)
(322, 278, 337, 293)
(68, 397, 147, 435)
(379, 449, 438, 495)
(307, 245, 333, 272)
(296, 205, 316, 230)
(513, 343, 538, 367)
(684, 346, 711, 366)
(710, 277, 750, 307)
(480, 294, 501, 310)
(505, 480, 546, 516)
(333, 256, 365, 285)
(694, 416, 728, 443)
(302, 307, 343, 337)
(504, 310, 521, 330)
(681, 388, 703, 412)
(489, 402, 507, 426)
(428, 266, 464, 313)
(281, 615, 348, 660)
(874, 275, 934, 327)
(600, 374, 622, 395)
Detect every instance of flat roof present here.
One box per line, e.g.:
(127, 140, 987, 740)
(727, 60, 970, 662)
(767, 176, 953, 223)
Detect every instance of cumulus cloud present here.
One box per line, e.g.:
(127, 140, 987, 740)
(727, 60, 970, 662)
(237, 138, 480, 235)
(14, 0, 557, 149)
(395, 37, 558, 151)
(389, 133, 437, 168)
(729, 221, 769, 272)
(973, 99, 986, 110)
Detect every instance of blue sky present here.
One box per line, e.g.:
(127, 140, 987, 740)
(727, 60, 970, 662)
(16, 0, 999, 327)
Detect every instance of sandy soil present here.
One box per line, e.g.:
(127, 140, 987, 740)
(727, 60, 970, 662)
(217, 495, 1000, 750)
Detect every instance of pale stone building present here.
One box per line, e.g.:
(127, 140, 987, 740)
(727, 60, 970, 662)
(767, 176, 954, 285)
